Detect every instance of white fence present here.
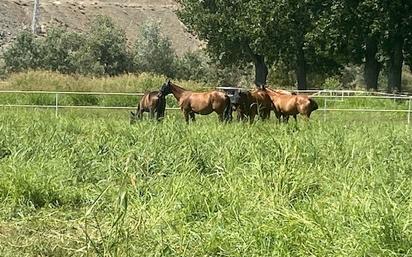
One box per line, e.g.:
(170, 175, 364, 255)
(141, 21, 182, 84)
(0, 89, 411, 124)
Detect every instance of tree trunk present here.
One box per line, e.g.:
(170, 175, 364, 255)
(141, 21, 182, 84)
(387, 36, 404, 92)
(296, 45, 307, 90)
(364, 37, 381, 91)
(254, 54, 268, 88)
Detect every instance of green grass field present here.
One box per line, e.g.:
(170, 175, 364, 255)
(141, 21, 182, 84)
(0, 108, 411, 256)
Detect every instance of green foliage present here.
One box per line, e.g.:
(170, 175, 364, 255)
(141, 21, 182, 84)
(176, 0, 259, 66)
(133, 21, 176, 78)
(38, 28, 84, 74)
(177, 0, 342, 89)
(0, 59, 6, 80)
(3, 31, 41, 72)
(2, 16, 132, 77)
(175, 50, 211, 82)
(77, 16, 132, 76)
(322, 77, 342, 89)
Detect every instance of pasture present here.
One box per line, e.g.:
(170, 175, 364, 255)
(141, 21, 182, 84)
(0, 108, 411, 256)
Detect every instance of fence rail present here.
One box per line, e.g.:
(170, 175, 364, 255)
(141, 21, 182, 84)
(0, 89, 410, 124)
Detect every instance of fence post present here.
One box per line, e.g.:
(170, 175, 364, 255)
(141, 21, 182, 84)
(408, 97, 411, 125)
(324, 94, 327, 122)
(55, 93, 59, 117)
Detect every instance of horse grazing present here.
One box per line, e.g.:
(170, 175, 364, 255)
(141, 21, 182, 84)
(265, 88, 318, 122)
(232, 88, 273, 123)
(130, 91, 166, 123)
(158, 80, 232, 123)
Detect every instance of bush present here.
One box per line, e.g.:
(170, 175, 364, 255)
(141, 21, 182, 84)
(3, 31, 41, 72)
(175, 50, 211, 82)
(76, 16, 132, 76)
(133, 21, 176, 78)
(38, 28, 85, 74)
(0, 59, 6, 80)
(322, 77, 342, 89)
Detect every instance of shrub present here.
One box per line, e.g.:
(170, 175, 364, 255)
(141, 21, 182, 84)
(322, 76, 342, 89)
(175, 50, 213, 82)
(76, 16, 132, 76)
(3, 31, 41, 72)
(133, 21, 176, 78)
(38, 28, 85, 74)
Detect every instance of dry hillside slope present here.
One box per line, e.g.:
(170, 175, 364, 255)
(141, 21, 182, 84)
(0, 0, 201, 55)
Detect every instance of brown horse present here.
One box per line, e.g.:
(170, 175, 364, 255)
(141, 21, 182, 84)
(265, 88, 318, 122)
(232, 88, 273, 123)
(130, 91, 166, 123)
(158, 80, 232, 123)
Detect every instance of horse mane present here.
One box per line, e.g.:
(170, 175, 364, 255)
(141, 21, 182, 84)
(170, 82, 188, 92)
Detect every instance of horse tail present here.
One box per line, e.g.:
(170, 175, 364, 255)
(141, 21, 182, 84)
(309, 98, 318, 111)
(223, 95, 233, 122)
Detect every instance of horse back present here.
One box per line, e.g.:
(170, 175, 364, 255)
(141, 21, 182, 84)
(140, 91, 160, 110)
(251, 89, 272, 108)
(274, 95, 299, 114)
(182, 91, 227, 114)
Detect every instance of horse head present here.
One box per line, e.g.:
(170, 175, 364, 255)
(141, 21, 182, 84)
(158, 79, 173, 98)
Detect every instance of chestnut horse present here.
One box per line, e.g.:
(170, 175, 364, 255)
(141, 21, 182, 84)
(232, 88, 273, 123)
(265, 88, 318, 122)
(130, 91, 166, 123)
(158, 80, 232, 123)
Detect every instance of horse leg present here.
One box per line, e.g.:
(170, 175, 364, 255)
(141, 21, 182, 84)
(149, 108, 155, 119)
(137, 109, 144, 119)
(250, 104, 257, 124)
(183, 110, 190, 124)
(190, 112, 196, 122)
(275, 112, 282, 124)
(293, 114, 297, 123)
(218, 111, 224, 122)
(156, 111, 163, 121)
(263, 110, 270, 121)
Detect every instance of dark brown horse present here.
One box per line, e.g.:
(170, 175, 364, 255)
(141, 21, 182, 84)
(265, 88, 318, 122)
(130, 91, 166, 123)
(232, 88, 273, 123)
(158, 80, 232, 123)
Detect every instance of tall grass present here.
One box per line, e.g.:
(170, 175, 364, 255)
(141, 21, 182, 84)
(0, 109, 411, 256)
(0, 71, 211, 92)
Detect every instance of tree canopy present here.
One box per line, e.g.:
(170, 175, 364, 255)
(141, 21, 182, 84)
(177, 0, 412, 91)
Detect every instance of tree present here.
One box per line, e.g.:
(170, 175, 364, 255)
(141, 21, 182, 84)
(133, 21, 176, 78)
(77, 16, 131, 76)
(318, 0, 412, 92)
(309, 0, 382, 91)
(265, 0, 343, 89)
(38, 28, 84, 74)
(381, 0, 412, 92)
(177, 0, 339, 89)
(176, 0, 271, 87)
(3, 31, 41, 72)
(175, 50, 211, 82)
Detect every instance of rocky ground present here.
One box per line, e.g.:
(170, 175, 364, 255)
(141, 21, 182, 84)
(0, 0, 201, 55)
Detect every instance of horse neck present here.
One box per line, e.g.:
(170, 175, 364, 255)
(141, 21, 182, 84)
(170, 83, 186, 101)
(264, 88, 277, 96)
(264, 89, 280, 102)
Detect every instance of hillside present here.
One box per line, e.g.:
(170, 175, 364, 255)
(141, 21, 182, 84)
(0, 0, 201, 55)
